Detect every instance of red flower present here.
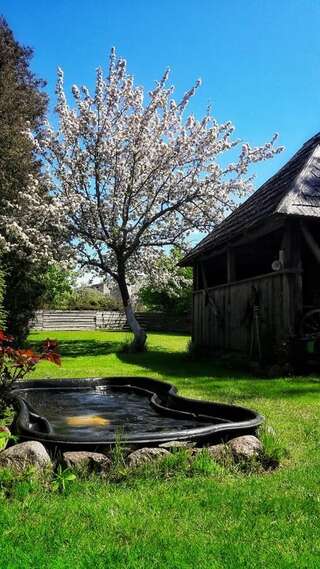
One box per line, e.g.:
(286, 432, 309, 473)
(43, 351, 61, 366)
(0, 334, 61, 387)
(43, 338, 58, 352)
(13, 349, 40, 366)
(0, 330, 13, 343)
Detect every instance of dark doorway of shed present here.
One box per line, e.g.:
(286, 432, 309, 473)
(234, 229, 283, 281)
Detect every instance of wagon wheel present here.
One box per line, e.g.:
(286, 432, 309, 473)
(299, 309, 320, 337)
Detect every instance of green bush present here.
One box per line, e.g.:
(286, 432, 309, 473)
(67, 287, 122, 311)
(2, 255, 47, 344)
(38, 265, 75, 309)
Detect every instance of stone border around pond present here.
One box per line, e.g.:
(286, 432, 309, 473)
(0, 435, 268, 479)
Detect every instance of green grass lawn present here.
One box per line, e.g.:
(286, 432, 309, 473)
(1, 330, 320, 569)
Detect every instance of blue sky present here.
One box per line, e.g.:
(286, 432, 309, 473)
(2, 0, 320, 212)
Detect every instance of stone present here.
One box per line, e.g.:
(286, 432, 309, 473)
(228, 435, 262, 461)
(63, 451, 111, 474)
(0, 441, 52, 473)
(127, 447, 170, 468)
(204, 443, 230, 462)
(159, 440, 195, 450)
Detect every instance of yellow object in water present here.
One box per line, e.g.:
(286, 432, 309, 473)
(66, 415, 111, 427)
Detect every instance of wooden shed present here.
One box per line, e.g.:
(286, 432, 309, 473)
(181, 133, 320, 360)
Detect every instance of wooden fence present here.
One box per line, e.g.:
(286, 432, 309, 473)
(31, 310, 190, 333)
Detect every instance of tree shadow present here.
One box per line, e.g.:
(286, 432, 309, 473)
(117, 349, 320, 401)
(29, 335, 320, 401)
(29, 338, 124, 358)
(118, 348, 250, 378)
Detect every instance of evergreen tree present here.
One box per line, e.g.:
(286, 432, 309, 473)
(0, 17, 47, 214)
(0, 17, 53, 343)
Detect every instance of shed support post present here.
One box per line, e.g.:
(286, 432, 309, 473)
(227, 248, 236, 283)
(193, 264, 199, 290)
(281, 219, 303, 335)
(281, 219, 302, 271)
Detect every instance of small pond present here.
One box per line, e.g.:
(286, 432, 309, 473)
(11, 377, 263, 449)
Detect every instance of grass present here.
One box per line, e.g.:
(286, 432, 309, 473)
(1, 330, 320, 568)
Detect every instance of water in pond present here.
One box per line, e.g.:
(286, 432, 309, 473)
(20, 386, 212, 440)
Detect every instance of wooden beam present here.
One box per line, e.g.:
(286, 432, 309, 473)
(280, 219, 303, 333)
(281, 219, 302, 269)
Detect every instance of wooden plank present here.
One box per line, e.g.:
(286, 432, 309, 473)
(193, 269, 301, 294)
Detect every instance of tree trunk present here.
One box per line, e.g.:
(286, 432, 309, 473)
(117, 271, 147, 351)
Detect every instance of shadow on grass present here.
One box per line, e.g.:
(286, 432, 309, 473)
(117, 350, 320, 402)
(29, 338, 124, 358)
(29, 335, 320, 401)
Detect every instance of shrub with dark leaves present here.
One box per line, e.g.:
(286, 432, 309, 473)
(0, 331, 60, 410)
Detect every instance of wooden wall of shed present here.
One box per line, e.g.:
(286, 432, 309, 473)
(192, 270, 300, 357)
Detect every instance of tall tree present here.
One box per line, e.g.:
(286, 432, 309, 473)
(0, 17, 65, 342)
(36, 49, 282, 350)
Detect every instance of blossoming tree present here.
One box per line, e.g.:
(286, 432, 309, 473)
(37, 49, 282, 349)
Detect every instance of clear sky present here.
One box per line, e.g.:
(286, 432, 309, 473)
(2, 0, 320, 200)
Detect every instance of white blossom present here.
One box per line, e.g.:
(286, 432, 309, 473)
(33, 48, 283, 333)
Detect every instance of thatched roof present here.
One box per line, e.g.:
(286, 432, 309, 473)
(181, 132, 320, 266)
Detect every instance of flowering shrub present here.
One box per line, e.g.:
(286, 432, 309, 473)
(0, 331, 60, 409)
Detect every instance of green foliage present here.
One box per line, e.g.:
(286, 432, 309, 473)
(51, 466, 77, 493)
(2, 255, 47, 344)
(0, 406, 14, 436)
(139, 248, 192, 314)
(38, 265, 75, 309)
(0, 429, 17, 451)
(190, 449, 225, 476)
(108, 430, 128, 481)
(128, 449, 225, 483)
(0, 17, 47, 212)
(0, 18, 52, 344)
(67, 287, 122, 311)
(38, 268, 123, 311)
(0, 465, 42, 500)
(0, 430, 9, 450)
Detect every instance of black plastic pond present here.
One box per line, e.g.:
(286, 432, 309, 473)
(11, 377, 263, 449)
